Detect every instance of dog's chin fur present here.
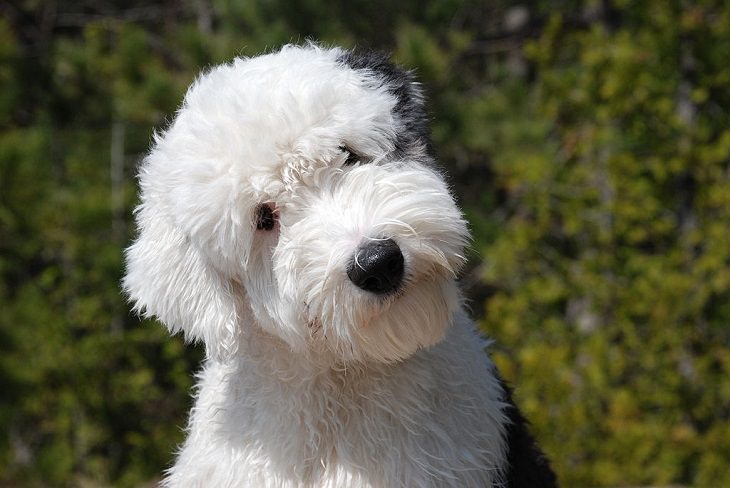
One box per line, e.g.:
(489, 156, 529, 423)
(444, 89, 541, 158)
(123, 43, 556, 487)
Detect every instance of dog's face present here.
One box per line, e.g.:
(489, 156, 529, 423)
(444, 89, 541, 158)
(124, 45, 469, 363)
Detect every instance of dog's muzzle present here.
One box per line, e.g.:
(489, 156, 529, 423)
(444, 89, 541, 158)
(347, 238, 404, 295)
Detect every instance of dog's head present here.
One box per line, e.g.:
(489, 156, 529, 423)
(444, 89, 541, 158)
(123, 44, 469, 363)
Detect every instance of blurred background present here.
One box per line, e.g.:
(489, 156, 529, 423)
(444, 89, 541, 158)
(1, 0, 729, 486)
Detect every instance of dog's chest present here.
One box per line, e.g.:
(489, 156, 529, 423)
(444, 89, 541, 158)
(224, 363, 434, 479)
(182, 339, 506, 487)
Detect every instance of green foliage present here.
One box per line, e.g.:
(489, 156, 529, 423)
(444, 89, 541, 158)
(1, 1, 729, 486)
(0, 8, 205, 486)
(481, 2, 730, 486)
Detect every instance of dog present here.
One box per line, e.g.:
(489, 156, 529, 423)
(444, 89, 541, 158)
(123, 44, 557, 488)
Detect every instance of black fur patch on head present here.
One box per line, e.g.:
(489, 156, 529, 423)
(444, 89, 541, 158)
(338, 49, 433, 161)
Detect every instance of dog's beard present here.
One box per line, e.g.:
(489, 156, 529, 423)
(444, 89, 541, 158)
(307, 274, 460, 363)
(242, 163, 469, 364)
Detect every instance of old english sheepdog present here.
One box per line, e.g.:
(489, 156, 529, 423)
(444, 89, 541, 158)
(123, 44, 557, 487)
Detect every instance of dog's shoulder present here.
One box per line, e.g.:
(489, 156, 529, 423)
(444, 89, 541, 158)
(498, 378, 559, 488)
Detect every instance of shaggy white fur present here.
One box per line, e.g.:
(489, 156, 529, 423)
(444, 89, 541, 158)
(124, 44, 513, 487)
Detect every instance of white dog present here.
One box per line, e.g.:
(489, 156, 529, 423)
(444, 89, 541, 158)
(123, 44, 556, 488)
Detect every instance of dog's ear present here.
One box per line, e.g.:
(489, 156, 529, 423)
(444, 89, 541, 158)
(123, 200, 242, 360)
(123, 206, 237, 357)
(122, 138, 254, 360)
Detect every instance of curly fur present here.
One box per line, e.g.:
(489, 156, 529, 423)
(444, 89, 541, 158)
(123, 43, 556, 488)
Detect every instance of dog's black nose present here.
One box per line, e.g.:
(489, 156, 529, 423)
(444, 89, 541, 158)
(347, 238, 404, 295)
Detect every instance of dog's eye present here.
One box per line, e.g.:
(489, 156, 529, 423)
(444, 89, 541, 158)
(255, 203, 276, 231)
(339, 146, 362, 166)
